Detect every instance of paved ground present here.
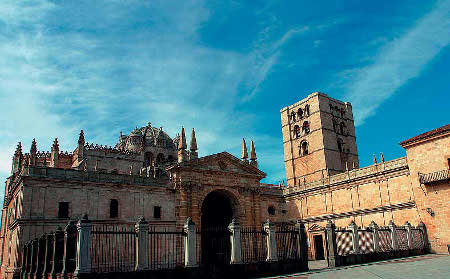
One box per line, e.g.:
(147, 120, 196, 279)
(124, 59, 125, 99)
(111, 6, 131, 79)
(261, 254, 450, 279)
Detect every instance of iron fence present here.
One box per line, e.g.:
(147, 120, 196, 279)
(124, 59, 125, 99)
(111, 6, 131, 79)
(148, 227, 185, 270)
(336, 230, 353, 255)
(240, 227, 267, 263)
(90, 224, 136, 273)
(275, 225, 299, 261)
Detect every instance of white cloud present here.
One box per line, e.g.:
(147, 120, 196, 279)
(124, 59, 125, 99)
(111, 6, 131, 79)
(342, 0, 450, 125)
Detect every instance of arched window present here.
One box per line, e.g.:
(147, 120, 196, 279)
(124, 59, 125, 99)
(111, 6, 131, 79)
(290, 111, 296, 122)
(293, 125, 301, 138)
(332, 120, 337, 132)
(340, 122, 345, 135)
(167, 155, 174, 162)
(110, 199, 119, 218)
(337, 138, 343, 153)
(304, 104, 310, 116)
(144, 152, 154, 167)
(300, 141, 309, 156)
(302, 121, 310, 135)
(268, 206, 276, 215)
(297, 108, 303, 119)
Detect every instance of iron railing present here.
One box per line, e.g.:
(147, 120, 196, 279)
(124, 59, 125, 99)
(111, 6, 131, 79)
(90, 224, 136, 273)
(275, 225, 299, 261)
(148, 227, 185, 270)
(240, 227, 267, 263)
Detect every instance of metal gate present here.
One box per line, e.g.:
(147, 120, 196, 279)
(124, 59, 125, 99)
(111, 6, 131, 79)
(200, 227, 231, 266)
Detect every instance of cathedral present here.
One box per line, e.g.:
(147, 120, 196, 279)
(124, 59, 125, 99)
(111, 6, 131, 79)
(1, 92, 449, 278)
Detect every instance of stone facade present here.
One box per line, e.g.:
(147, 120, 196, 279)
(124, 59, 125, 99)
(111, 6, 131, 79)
(1, 93, 449, 279)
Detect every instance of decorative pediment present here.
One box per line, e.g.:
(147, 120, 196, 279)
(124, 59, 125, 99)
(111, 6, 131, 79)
(167, 152, 266, 179)
(308, 223, 325, 231)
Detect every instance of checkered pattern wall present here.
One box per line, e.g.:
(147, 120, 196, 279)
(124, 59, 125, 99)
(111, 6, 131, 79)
(411, 229, 424, 249)
(358, 230, 374, 253)
(396, 229, 409, 250)
(336, 231, 353, 255)
(378, 229, 393, 252)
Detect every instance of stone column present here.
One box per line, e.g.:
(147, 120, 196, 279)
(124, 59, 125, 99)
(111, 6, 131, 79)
(228, 219, 243, 264)
(28, 239, 37, 279)
(263, 220, 278, 262)
(42, 233, 54, 277)
(325, 220, 338, 268)
(369, 221, 380, 252)
(34, 234, 46, 279)
(183, 218, 198, 267)
(404, 221, 413, 250)
(20, 242, 28, 279)
(74, 215, 92, 276)
(50, 227, 64, 279)
(349, 221, 359, 254)
(388, 220, 398, 251)
(295, 220, 309, 270)
(135, 217, 150, 271)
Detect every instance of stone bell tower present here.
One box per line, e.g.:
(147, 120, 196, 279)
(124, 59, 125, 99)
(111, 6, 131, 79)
(280, 92, 359, 186)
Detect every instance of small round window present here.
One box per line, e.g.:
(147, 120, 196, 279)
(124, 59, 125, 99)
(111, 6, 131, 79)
(268, 206, 276, 215)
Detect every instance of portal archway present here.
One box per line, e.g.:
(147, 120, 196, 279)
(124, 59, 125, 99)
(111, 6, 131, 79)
(200, 190, 238, 266)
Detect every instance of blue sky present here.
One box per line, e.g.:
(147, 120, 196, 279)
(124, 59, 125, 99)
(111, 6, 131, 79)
(0, 0, 449, 202)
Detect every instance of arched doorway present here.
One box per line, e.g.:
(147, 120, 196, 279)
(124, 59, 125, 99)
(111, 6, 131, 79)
(200, 190, 235, 266)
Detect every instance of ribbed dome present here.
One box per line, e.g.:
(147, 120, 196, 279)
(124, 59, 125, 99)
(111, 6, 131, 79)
(116, 124, 176, 151)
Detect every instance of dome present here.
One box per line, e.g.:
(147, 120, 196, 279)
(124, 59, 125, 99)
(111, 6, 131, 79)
(116, 123, 176, 152)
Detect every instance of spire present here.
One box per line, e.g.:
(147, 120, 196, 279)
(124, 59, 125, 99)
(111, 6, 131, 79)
(178, 127, 187, 150)
(380, 152, 385, 163)
(30, 139, 37, 166)
(241, 138, 248, 162)
(249, 140, 257, 168)
(190, 128, 197, 151)
(29, 138, 36, 154)
(189, 128, 198, 160)
(15, 142, 22, 156)
(178, 127, 188, 163)
(78, 130, 85, 145)
(52, 138, 60, 153)
(373, 154, 377, 165)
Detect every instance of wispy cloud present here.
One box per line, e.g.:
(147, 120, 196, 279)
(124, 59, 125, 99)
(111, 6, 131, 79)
(341, 0, 450, 125)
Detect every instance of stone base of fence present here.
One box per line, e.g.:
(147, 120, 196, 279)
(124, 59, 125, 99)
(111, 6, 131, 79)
(70, 261, 307, 279)
(336, 248, 428, 267)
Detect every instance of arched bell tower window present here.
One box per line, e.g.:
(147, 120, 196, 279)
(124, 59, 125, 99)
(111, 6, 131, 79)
(304, 104, 310, 116)
(302, 121, 310, 135)
(110, 199, 119, 218)
(340, 122, 345, 135)
(300, 141, 309, 156)
(290, 111, 296, 122)
(294, 125, 301, 138)
(297, 108, 303, 119)
(337, 138, 344, 153)
(156, 153, 165, 165)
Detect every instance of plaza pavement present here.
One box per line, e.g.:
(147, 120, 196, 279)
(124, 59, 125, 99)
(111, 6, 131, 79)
(260, 254, 450, 279)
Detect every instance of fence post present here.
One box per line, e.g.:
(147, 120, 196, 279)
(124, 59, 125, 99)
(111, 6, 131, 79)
(418, 221, 430, 252)
(42, 232, 54, 277)
(325, 220, 338, 268)
(50, 227, 64, 279)
(62, 220, 77, 278)
(404, 221, 413, 250)
(295, 220, 308, 270)
(349, 221, 359, 254)
(369, 221, 379, 252)
(263, 220, 278, 262)
(228, 219, 243, 264)
(184, 217, 198, 267)
(388, 220, 398, 251)
(135, 216, 150, 271)
(74, 214, 92, 277)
